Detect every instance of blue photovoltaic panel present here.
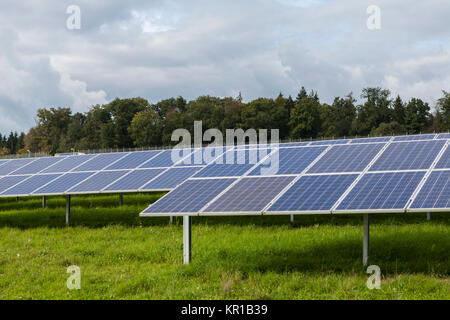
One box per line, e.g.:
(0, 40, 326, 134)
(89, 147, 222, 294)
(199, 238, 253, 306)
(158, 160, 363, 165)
(0, 175, 30, 193)
(194, 148, 270, 177)
(104, 169, 165, 191)
(204, 176, 295, 213)
(279, 142, 311, 148)
(105, 151, 162, 170)
(11, 157, 66, 175)
(176, 147, 228, 166)
(248, 147, 325, 176)
(435, 145, 450, 169)
(350, 137, 391, 144)
(32, 172, 95, 195)
(142, 178, 236, 214)
(437, 133, 450, 139)
(337, 171, 425, 211)
(67, 170, 129, 193)
(308, 143, 385, 173)
(2, 174, 61, 196)
(0, 158, 36, 175)
(268, 174, 357, 212)
(41, 154, 97, 173)
(410, 170, 449, 209)
(310, 140, 349, 146)
(393, 134, 436, 141)
(0, 160, 9, 168)
(140, 149, 190, 168)
(369, 140, 445, 171)
(73, 153, 129, 172)
(141, 167, 202, 190)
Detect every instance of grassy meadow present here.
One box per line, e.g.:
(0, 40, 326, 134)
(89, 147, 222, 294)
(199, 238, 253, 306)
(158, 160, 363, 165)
(0, 193, 448, 299)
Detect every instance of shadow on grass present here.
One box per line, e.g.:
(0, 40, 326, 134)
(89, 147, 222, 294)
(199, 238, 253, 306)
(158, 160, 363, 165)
(191, 231, 450, 275)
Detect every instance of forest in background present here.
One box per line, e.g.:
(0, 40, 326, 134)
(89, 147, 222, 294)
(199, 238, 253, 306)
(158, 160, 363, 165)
(1, 87, 449, 155)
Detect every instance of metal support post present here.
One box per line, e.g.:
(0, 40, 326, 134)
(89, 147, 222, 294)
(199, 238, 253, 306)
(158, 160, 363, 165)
(66, 195, 71, 226)
(183, 216, 191, 264)
(363, 214, 370, 266)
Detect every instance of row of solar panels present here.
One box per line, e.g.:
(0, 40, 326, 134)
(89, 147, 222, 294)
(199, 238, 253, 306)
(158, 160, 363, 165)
(0, 134, 449, 198)
(141, 136, 450, 216)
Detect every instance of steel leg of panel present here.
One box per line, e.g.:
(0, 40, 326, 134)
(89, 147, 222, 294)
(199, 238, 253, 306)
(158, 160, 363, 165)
(363, 214, 370, 266)
(66, 195, 71, 226)
(42, 196, 46, 208)
(427, 212, 431, 221)
(290, 215, 294, 223)
(183, 216, 191, 265)
(170, 216, 174, 224)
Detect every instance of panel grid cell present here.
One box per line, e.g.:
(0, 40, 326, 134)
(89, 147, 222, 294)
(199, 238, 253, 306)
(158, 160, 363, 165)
(369, 140, 445, 171)
(0, 158, 36, 176)
(176, 147, 228, 166)
(0, 175, 30, 193)
(308, 143, 384, 173)
(140, 150, 190, 168)
(435, 145, 450, 169)
(268, 174, 357, 212)
(105, 151, 162, 170)
(410, 170, 450, 209)
(1, 174, 61, 196)
(72, 153, 129, 172)
(67, 170, 130, 193)
(41, 154, 97, 173)
(309, 140, 349, 146)
(142, 178, 236, 214)
(104, 169, 165, 191)
(393, 134, 436, 141)
(437, 133, 450, 139)
(141, 167, 202, 190)
(336, 171, 425, 211)
(11, 157, 66, 175)
(194, 149, 270, 178)
(350, 137, 391, 144)
(204, 176, 295, 213)
(248, 147, 325, 176)
(33, 172, 96, 195)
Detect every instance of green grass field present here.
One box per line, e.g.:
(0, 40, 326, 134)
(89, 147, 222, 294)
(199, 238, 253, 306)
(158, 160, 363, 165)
(0, 193, 448, 300)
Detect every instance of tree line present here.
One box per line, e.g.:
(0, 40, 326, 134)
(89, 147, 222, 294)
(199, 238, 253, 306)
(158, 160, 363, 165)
(1, 87, 449, 155)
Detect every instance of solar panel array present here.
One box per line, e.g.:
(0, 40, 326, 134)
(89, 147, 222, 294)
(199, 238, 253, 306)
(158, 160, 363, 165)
(142, 133, 450, 216)
(1, 133, 449, 216)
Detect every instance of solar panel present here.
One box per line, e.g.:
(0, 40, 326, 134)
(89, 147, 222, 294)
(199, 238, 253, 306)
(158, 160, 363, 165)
(194, 148, 270, 177)
(32, 172, 95, 195)
(435, 144, 450, 169)
(1, 174, 61, 196)
(369, 140, 446, 171)
(248, 147, 326, 176)
(309, 139, 349, 146)
(0, 175, 30, 193)
(350, 137, 391, 144)
(104, 169, 165, 192)
(336, 171, 425, 211)
(267, 174, 357, 213)
(41, 154, 97, 173)
(141, 178, 236, 214)
(0, 160, 10, 168)
(141, 167, 202, 190)
(308, 143, 385, 173)
(0, 158, 36, 175)
(409, 170, 450, 210)
(393, 134, 436, 141)
(140, 149, 191, 168)
(105, 151, 162, 170)
(279, 142, 311, 148)
(73, 153, 129, 172)
(437, 133, 450, 139)
(67, 170, 129, 193)
(203, 176, 295, 213)
(10, 156, 66, 175)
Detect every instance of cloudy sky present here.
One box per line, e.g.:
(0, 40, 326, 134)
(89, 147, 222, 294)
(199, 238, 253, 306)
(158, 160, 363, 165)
(1, 0, 449, 133)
